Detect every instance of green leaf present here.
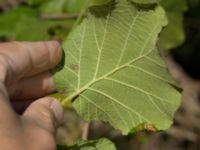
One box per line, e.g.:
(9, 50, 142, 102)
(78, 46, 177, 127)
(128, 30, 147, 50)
(0, 6, 34, 39)
(0, 6, 74, 41)
(158, 13, 185, 50)
(57, 138, 116, 150)
(54, 0, 181, 134)
(158, 0, 188, 50)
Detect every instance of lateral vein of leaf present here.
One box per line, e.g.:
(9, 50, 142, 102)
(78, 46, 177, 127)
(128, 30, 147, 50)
(80, 94, 115, 123)
(77, 21, 87, 89)
(93, 15, 110, 80)
(128, 65, 173, 84)
(88, 87, 149, 123)
(66, 50, 78, 62)
(110, 98, 130, 130)
(127, 108, 136, 126)
(111, 13, 132, 28)
(105, 77, 176, 105)
(111, 23, 139, 41)
(64, 66, 78, 76)
(116, 11, 141, 67)
(144, 56, 166, 68)
(82, 91, 136, 130)
(147, 95, 170, 118)
(71, 38, 80, 51)
(139, 16, 161, 56)
(93, 22, 101, 52)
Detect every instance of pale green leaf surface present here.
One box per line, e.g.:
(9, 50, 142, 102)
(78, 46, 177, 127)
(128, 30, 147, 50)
(54, 0, 181, 134)
(57, 138, 116, 150)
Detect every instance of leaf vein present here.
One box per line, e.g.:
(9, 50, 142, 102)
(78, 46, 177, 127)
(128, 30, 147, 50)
(88, 87, 149, 123)
(128, 65, 173, 84)
(116, 11, 141, 67)
(105, 77, 176, 105)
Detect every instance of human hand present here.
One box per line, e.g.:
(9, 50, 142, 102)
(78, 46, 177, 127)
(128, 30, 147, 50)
(0, 41, 63, 150)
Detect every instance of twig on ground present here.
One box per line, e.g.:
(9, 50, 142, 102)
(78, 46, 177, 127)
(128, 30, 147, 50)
(82, 122, 90, 140)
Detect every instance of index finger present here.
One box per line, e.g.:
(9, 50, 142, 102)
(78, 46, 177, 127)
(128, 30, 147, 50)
(0, 41, 62, 80)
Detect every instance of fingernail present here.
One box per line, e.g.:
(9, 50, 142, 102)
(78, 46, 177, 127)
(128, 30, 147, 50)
(50, 99, 63, 123)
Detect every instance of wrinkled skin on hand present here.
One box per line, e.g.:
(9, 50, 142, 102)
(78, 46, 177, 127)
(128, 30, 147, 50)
(0, 41, 63, 150)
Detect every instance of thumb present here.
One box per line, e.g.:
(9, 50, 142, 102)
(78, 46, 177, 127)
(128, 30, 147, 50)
(22, 97, 63, 133)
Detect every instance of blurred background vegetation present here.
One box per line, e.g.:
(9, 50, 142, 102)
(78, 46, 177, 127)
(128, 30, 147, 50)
(1, 0, 200, 149)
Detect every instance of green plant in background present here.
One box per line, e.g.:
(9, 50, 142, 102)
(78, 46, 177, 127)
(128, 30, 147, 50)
(159, 0, 188, 50)
(0, 0, 189, 149)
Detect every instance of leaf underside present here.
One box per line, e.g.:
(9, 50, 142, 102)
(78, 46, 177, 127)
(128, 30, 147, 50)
(54, 0, 181, 135)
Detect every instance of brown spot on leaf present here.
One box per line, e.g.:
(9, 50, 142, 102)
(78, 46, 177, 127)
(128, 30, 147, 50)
(134, 123, 157, 133)
(143, 124, 157, 132)
(69, 64, 79, 72)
